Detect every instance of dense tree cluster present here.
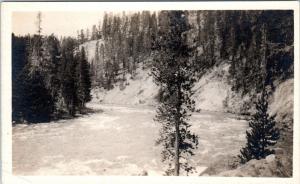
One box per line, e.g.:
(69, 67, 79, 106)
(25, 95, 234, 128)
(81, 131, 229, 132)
(12, 34, 91, 123)
(204, 10, 293, 95)
(77, 25, 102, 44)
(84, 11, 158, 89)
(81, 10, 293, 100)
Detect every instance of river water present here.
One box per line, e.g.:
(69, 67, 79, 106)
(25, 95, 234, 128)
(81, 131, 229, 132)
(13, 102, 248, 175)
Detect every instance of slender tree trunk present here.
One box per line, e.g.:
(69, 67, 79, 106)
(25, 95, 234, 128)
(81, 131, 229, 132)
(71, 100, 75, 116)
(122, 58, 126, 81)
(174, 118, 180, 176)
(174, 82, 182, 176)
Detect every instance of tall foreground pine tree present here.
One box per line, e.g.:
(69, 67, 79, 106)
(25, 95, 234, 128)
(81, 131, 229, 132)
(239, 88, 280, 163)
(151, 11, 198, 176)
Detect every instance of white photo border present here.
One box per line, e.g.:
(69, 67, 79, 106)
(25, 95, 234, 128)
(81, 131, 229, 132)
(1, 1, 299, 184)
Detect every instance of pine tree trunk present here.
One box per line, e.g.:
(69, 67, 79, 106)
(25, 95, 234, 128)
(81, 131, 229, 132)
(174, 82, 181, 176)
(174, 119, 180, 176)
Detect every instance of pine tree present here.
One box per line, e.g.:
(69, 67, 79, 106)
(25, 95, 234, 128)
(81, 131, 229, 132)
(97, 20, 102, 39)
(80, 29, 85, 44)
(152, 11, 198, 176)
(12, 34, 29, 122)
(35, 12, 42, 36)
(86, 28, 90, 41)
(18, 68, 55, 123)
(149, 12, 158, 49)
(77, 47, 92, 110)
(102, 13, 109, 39)
(239, 88, 280, 163)
(93, 41, 100, 84)
(91, 25, 98, 40)
(60, 37, 79, 116)
(39, 35, 62, 118)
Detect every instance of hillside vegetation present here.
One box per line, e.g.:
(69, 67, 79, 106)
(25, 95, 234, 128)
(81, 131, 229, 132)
(80, 10, 293, 115)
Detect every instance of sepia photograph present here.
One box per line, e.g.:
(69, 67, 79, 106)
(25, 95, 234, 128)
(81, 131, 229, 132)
(1, 1, 299, 184)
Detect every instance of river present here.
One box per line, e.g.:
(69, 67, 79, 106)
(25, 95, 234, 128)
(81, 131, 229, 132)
(13, 102, 248, 175)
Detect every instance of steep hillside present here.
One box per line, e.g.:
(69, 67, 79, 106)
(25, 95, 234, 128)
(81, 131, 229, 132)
(88, 61, 262, 114)
(81, 37, 293, 119)
(269, 79, 294, 124)
(192, 63, 251, 113)
(90, 62, 234, 112)
(91, 65, 159, 106)
(80, 39, 104, 64)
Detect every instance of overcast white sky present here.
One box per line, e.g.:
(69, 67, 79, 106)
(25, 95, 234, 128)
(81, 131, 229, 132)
(12, 12, 105, 37)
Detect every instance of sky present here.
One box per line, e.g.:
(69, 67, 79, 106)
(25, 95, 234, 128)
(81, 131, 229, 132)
(12, 11, 105, 37)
